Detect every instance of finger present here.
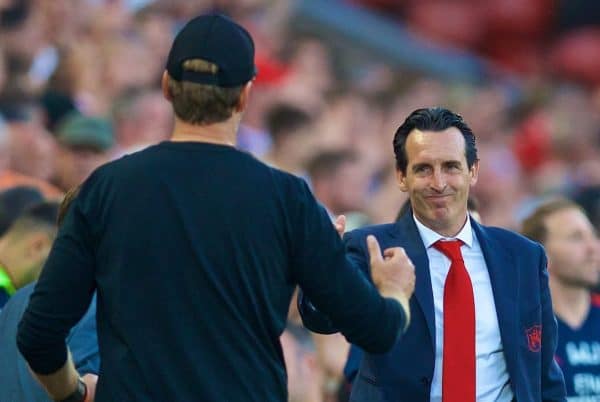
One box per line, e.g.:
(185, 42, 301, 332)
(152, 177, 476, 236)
(367, 235, 383, 264)
(82, 374, 98, 401)
(383, 247, 407, 260)
(334, 215, 346, 238)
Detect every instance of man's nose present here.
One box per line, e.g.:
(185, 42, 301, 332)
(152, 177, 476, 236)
(430, 169, 447, 191)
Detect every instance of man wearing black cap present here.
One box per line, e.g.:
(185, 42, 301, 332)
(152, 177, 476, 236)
(17, 14, 415, 402)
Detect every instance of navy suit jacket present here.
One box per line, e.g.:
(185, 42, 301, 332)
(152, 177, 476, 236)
(300, 212, 566, 402)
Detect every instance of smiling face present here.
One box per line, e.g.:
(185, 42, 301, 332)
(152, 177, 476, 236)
(396, 127, 479, 236)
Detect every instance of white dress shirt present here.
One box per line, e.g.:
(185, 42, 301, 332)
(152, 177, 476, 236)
(413, 214, 514, 402)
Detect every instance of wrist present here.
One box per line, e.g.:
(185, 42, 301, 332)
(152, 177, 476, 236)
(56, 377, 87, 402)
(381, 289, 411, 331)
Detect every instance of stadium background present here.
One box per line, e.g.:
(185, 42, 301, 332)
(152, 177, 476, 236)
(0, 1, 598, 401)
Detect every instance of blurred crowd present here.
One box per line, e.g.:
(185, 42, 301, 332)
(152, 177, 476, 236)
(0, 0, 599, 402)
(354, 0, 600, 85)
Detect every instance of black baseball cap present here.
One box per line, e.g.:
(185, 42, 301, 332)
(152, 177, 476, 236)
(166, 14, 257, 88)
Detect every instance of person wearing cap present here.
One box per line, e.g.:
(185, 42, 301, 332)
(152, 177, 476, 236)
(53, 112, 115, 191)
(17, 14, 415, 402)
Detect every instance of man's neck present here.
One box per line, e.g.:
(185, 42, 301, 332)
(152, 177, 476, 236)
(413, 212, 469, 239)
(550, 277, 591, 329)
(170, 117, 239, 147)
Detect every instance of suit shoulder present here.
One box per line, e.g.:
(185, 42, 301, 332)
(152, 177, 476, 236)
(482, 225, 544, 254)
(346, 223, 397, 239)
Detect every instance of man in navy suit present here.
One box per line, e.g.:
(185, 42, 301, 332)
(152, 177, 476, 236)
(300, 107, 566, 402)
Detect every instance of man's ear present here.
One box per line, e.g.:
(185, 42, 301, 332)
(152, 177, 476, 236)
(25, 232, 53, 261)
(235, 81, 253, 113)
(469, 159, 480, 186)
(161, 71, 172, 101)
(395, 169, 408, 192)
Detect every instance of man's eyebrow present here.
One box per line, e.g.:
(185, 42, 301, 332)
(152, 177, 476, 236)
(411, 163, 430, 171)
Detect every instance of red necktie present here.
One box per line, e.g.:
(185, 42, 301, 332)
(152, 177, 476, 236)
(434, 240, 475, 402)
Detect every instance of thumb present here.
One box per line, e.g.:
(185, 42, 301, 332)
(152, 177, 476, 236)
(334, 215, 346, 238)
(367, 235, 383, 264)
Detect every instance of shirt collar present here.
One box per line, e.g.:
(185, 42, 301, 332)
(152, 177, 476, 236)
(413, 213, 473, 249)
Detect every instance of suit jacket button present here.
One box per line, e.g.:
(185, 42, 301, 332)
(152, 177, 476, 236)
(420, 377, 430, 386)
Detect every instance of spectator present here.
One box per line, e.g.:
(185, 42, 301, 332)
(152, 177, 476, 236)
(110, 88, 172, 156)
(307, 149, 370, 219)
(263, 102, 316, 177)
(0, 95, 60, 197)
(521, 197, 600, 400)
(281, 323, 324, 402)
(0, 200, 59, 308)
(53, 112, 115, 191)
(0, 185, 44, 235)
(0, 185, 99, 402)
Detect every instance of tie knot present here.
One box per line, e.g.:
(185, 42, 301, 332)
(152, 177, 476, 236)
(433, 239, 464, 262)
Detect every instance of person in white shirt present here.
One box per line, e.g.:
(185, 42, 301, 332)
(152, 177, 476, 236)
(300, 106, 566, 402)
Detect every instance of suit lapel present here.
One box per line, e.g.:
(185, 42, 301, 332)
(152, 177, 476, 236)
(394, 213, 436, 351)
(472, 222, 520, 377)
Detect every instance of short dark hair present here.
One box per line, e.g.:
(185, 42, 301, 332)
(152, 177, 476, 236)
(265, 104, 312, 144)
(7, 200, 60, 237)
(520, 197, 583, 244)
(393, 107, 478, 173)
(307, 149, 358, 182)
(20, 201, 60, 227)
(0, 186, 44, 235)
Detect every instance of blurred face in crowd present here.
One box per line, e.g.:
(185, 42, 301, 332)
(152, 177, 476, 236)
(0, 224, 55, 288)
(8, 119, 57, 181)
(543, 207, 600, 290)
(332, 161, 370, 213)
(116, 91, 172, 149)
(396, 127, 479, 236)
(280, 331, 322, 402)
(54, 145, 111, 191)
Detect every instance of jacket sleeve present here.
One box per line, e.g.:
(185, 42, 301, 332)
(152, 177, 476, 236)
(295, 212, 400, 345)
(297, 229, 372, 333)
(538, 246, 567, 401)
